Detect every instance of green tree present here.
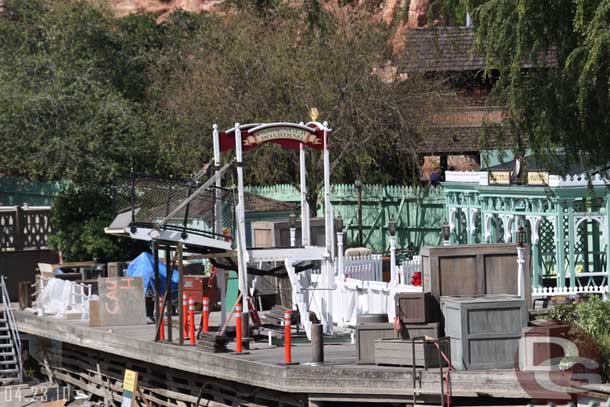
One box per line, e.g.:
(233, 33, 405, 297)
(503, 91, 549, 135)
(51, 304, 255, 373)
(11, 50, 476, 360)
(0, 0, 168, 260)
(149, 7, 439, 213)
(436, 0, 610, 172)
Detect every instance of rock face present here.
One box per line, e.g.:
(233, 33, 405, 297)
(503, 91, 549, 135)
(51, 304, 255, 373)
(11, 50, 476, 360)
(103, 0, 431, 26)
(406, 0, 430, 28)
(109, 0, 224, 21)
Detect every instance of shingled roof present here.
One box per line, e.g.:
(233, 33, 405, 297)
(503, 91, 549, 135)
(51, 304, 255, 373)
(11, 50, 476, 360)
(403, 27, 556, 73)
(243, 193, 294, 213)
(416, 107, 515, 154)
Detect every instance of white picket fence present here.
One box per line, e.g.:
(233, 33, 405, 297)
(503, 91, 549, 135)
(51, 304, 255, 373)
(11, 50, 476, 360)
(342, 254, 383, 281)
(531, 285, 609, 298)
(398, 256, 422, 285)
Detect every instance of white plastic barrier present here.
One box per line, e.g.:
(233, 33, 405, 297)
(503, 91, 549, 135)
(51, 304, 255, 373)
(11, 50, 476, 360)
(307, 274, 422, 327)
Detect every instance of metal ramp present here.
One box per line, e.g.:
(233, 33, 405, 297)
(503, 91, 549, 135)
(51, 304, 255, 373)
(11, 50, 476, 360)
(106, 162, 236, 253)
(0, 276, 23, 385)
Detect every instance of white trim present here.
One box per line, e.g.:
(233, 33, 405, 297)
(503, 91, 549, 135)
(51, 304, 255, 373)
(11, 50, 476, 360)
(532, 285, 609, 297)
(499, 214, 515, 243)
(525, 215, 542, 244)
(468, 208, 479, 235)
(248, 246, 326, 262)
(574, 215, 607, 243)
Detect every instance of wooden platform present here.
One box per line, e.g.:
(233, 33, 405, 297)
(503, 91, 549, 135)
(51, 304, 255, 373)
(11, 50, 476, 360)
(14, 309, 546, 403)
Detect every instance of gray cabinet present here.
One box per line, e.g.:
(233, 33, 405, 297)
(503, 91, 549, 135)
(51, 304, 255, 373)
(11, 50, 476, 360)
(441, 295, 526, 370)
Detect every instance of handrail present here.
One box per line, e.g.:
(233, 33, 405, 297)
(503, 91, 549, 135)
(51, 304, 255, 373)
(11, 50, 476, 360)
(1, 275, 23, 383)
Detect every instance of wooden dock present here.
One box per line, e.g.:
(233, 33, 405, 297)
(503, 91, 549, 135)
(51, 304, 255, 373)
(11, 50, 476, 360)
(14, 309, 543, 405)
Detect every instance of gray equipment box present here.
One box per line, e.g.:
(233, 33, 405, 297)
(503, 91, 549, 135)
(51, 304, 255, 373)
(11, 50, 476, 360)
(441, 294, 526, 370)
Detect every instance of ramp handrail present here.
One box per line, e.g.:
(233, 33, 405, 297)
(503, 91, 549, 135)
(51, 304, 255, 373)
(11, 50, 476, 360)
(156, 160, 235, 228)
(1, 275, 23, 383)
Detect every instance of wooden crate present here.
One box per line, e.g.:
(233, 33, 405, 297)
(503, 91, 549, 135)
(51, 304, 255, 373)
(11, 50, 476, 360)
(374, 338, 449, 367)
(420, 244, 531, 319)
(356, 323, 398, 364)
(395, 292, 435, 324)
(519, 320, 571, 371)
(441, 295, 526, 370)
(402, 322, 441, 339)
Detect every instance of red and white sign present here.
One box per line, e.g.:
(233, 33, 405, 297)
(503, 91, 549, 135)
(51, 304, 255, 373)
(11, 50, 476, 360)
(220, 123, 326, 152)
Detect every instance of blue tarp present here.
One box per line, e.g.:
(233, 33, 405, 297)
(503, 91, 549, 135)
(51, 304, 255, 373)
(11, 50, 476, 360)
(126, 252, 179, 294)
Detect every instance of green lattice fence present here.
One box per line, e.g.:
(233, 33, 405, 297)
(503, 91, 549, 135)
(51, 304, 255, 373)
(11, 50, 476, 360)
(245, 184, 445, 253)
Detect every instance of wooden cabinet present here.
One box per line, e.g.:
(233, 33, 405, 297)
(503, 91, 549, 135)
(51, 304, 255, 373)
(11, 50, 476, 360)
(395, 292, 436, 324)
(420, 244, 531, 317)
(519, 320, 571, 371)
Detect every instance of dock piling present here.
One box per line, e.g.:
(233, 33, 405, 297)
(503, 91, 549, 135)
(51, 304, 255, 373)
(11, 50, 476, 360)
(311, 323, 323, 364)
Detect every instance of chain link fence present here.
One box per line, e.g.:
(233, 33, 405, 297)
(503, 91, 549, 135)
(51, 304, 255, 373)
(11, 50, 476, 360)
(112, 174, 235, 241)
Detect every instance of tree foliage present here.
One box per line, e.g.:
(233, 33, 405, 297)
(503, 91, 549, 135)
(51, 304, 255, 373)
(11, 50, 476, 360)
(0, 0, 440, 258)
(148, 8, 439, 211)
(437, 0, 610, 172)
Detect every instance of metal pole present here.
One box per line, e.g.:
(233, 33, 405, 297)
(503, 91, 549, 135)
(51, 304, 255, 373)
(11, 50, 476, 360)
(234, 123, 250, 328)
(357, 187, 363, 247)
(165, 246, 173, 343)
(177, 243, 184, 346)
(323, 121, 332, 256)
(153, 243, 160, 341)
(213, 124, 227, 327)
(299, 126, 310, 246)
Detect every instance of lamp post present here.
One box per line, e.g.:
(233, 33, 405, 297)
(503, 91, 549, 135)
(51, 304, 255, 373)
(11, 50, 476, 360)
(355, 176, 363, 248)
(289, 210, 297, 247)
(336, 215, 345, 278)
(406, 242, 415, 260)
(389, 216, 397, 284)
(516, 225, 526, 299)
(442, 220, 451, 246)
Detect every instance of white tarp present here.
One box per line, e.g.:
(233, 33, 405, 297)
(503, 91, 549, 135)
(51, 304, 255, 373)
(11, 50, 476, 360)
(36, 278, 91, 319)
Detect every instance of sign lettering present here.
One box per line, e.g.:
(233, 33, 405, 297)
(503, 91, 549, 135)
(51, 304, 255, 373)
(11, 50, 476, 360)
(220, 124, 326, 152)
(528, 171, 549, 185)
(489, 171, 511, 185)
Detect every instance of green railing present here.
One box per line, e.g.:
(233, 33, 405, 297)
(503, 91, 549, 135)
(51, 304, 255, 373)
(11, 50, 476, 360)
(245, 184, 445, 253)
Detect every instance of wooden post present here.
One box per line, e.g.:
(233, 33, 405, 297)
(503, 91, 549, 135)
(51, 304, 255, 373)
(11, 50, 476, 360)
(165, 246, 173, 343)
(178, 243, 184, 346)
(153, 243, 161, 342)
(14, 206, 24, 251)
(311, 323, 323, 364)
